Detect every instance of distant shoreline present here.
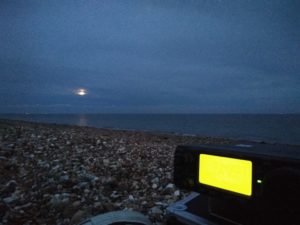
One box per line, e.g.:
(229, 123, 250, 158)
(1, 113, 300, 146)
(0, 118, 235, 144)
(0, 118, 268, 146)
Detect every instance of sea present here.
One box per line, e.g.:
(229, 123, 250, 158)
(0, 114, 299, 145)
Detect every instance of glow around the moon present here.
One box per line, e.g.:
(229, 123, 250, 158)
(76, 88, 87, 96)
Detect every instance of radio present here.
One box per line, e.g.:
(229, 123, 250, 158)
(170, 143, 300, 225)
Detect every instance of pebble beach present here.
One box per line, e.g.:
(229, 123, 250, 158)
(0, 119, 233, 225)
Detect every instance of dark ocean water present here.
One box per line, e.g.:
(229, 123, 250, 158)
(0, 114, 299, 145)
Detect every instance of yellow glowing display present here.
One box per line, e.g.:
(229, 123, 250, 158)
(199, 154, 252, 196)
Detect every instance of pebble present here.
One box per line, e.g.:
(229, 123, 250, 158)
(110, 191, 121, 199)
(154, 202, 168, 207)
(103, 159, 110, 167)
(128, 195, 135, 201)
(70, 210, 88, 225)
(174, 190, 181, 197)
(59, 175, 70, 183)
(3, 195, 18, 204)
(152, 183, 158, 189)
(150, 206, 163, 217)
(72, 201, 81, 208)
(151, 177, 159, 184)
(0, 156, 8, 160)
(0, 120, 232, 224)
(93, 202, 104, 212)
(165, 183, 175, 189)
(1, 180, 17, 195)
(50, 193, 70, 210)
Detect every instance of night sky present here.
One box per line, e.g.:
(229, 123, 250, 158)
(1, 0, 299, 113)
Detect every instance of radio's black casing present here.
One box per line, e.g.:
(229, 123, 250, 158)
(173, 143, 300, 225)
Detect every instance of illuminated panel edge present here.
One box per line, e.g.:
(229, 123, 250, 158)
(199, 154, 252, 196)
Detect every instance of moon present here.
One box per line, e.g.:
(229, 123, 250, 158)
(76, 88, 87, 96)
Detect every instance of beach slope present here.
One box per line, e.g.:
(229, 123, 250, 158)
(0, 120, 232, 225)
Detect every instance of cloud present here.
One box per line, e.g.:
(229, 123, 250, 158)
(0, 0, 299, 113)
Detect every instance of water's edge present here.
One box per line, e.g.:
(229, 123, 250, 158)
(1, 114, 299, 145)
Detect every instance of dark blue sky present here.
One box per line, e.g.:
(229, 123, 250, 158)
(1, 0, 299, 113)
